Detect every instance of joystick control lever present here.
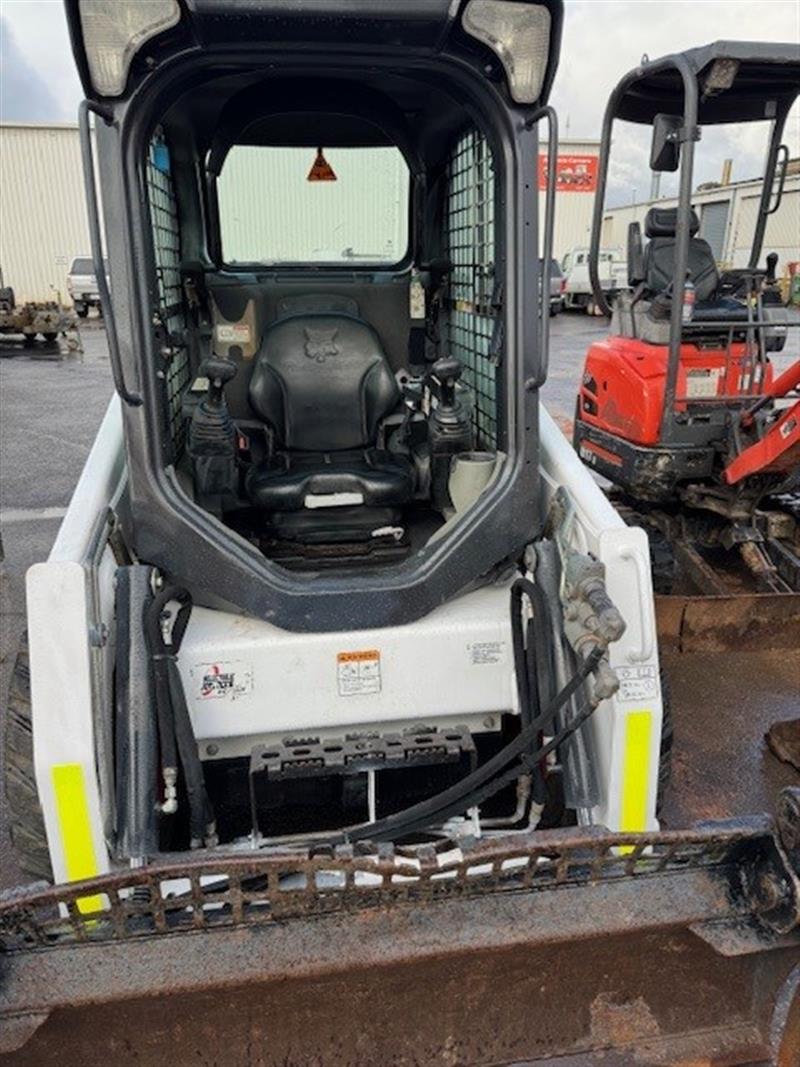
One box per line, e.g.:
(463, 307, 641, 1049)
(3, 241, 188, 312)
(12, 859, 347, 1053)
(766, 251, 778, 285)
(189, 358, 239, 513)
(427, 356, 472, 510)
(430, 357, 463, 409)
(201, 357, 237, 408)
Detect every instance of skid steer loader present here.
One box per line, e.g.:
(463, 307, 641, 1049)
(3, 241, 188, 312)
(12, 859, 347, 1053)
(1, 4, 798, 1063)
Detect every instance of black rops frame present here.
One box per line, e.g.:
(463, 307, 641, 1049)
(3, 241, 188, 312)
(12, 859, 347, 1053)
(74, 6, 562, 633)
(587, 44, 798, 446)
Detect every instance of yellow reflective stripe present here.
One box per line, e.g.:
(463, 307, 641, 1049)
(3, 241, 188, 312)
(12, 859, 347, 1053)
(51, 763, 104, 914)
(620, 710, 653, 835)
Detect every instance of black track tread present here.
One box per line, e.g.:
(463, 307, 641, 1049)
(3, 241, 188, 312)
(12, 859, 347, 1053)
(3, 634, 52, 881)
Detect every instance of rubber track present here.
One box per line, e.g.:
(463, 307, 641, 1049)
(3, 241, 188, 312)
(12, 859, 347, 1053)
(3, 634, 52, 881)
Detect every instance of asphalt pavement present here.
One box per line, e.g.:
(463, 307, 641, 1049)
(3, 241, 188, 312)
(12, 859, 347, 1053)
(0, 320, 114, 887)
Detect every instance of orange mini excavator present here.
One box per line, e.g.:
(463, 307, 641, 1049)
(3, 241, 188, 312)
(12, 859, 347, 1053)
(573, 42, 800, 594)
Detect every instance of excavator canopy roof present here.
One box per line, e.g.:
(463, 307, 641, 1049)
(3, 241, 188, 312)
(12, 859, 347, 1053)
(615, 41, 800, 125)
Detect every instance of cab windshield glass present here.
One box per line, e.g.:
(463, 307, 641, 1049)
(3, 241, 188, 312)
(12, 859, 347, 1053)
(218, 146, 410, 266)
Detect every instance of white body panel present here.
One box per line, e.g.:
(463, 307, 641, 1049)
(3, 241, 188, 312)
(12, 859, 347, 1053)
(561, 246, 627, 299)
(540, 406, 663, 833)
(27, 395, 662, 884)
(27, 397, 125, 881)
(179, 584, 518, 758)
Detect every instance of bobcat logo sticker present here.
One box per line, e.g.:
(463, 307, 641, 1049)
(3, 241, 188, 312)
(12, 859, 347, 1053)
(304, 327, 340, 363)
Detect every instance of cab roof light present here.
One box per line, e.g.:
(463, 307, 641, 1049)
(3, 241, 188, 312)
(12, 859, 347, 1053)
(462, 0, 551, 105)
(79, 0, 181, 97)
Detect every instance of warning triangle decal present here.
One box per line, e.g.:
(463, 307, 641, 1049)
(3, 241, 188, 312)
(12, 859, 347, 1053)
(307, 147, 337, 182)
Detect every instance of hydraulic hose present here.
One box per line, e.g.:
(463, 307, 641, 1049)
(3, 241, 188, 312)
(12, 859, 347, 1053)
(145, 585, 216, 848)
(146, 589, 178, 794)
(511, 578, 552, 807)
(334, 642, 604, 845)
(368, 691, 601, 841)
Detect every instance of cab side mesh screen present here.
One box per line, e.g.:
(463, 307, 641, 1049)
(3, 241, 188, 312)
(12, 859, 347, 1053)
(444, 129, 499, 449)
(146, 135, 190, 457)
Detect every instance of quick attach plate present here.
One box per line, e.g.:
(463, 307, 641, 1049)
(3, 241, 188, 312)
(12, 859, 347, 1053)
(250, 726, 476, 782)
(248, 726, 477, 838)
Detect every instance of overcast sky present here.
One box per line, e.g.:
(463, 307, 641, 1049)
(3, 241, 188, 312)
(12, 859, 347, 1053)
(1, 0, 798, 203)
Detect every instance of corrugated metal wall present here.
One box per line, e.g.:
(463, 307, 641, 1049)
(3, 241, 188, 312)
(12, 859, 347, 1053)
(729, 186, 800, 268)
(602, 175, 800, 273)
(1, 122, 598, 299)
(0, 123, 94, 303)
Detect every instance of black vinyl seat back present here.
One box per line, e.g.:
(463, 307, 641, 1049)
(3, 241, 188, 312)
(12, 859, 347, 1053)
(245, 295, 413, 519)
(643, 206, 719, 303)
(627, 221, 645, 287)
(249, 296, 400, 452)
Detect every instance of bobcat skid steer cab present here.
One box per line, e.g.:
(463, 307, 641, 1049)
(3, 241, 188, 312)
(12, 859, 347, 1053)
(574, 42, 800, 598)
(2, 6, 799, 1065)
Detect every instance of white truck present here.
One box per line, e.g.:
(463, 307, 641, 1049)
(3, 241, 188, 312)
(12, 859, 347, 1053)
(561, 246, 627, 311)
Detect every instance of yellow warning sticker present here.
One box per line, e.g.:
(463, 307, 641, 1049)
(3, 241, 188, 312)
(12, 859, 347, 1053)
(621, 709, 653, 833)
(337, 650, 381, 696)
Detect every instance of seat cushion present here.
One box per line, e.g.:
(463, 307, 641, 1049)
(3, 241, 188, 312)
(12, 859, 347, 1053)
(246, 449, 414, 511)
(269, 506, 402, 544)
(644, 236, 719, 303)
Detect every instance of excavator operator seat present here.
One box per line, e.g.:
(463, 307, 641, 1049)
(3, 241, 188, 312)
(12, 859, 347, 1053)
(643, 207, 719, 302)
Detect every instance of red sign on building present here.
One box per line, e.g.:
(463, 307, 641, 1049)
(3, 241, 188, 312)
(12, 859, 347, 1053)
(538, 154, 598, 192)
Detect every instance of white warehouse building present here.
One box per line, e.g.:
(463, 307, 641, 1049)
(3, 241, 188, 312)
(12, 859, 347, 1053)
(1, 121, 602, 303)
(600, 171, 800, 276)
(5, 122, 797, 305)
(0, 123, 95, 304)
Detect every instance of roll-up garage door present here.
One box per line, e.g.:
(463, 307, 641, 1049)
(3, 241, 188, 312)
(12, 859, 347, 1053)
(699, 200, 730, 263)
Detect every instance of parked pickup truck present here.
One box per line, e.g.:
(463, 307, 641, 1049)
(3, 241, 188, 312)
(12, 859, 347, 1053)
(66, 257, 108, 317)
(540, 257, 566, 316)
(561, 246, 627, 311)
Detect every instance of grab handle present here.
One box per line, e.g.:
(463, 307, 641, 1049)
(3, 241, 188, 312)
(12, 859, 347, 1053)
(79, 100, 142, 407)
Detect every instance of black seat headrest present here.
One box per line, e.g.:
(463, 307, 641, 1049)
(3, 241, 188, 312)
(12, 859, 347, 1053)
(645, 206, 700, 238)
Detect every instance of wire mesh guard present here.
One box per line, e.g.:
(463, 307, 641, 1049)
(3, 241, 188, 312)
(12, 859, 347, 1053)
(445, 129, 499, 450)
(0, 823, 763, 951)
(146, 134, 190, 456)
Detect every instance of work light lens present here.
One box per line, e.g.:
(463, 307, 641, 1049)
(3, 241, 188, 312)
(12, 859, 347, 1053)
(463, 0, 551, 104)
(79, 0, 181, 97)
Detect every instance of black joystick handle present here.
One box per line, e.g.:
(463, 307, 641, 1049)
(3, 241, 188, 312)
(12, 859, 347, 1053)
(432, 357, 463, 408)
(766, 252, 778, 284)
(201, 358, 237, 407)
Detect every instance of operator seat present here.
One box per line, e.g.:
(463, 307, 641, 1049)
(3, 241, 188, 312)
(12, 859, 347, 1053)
(642, 206, 749, 323)
(644, 205, 755, 322)
(643, 207, 718, 301)
(246, 295, 413, 539)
